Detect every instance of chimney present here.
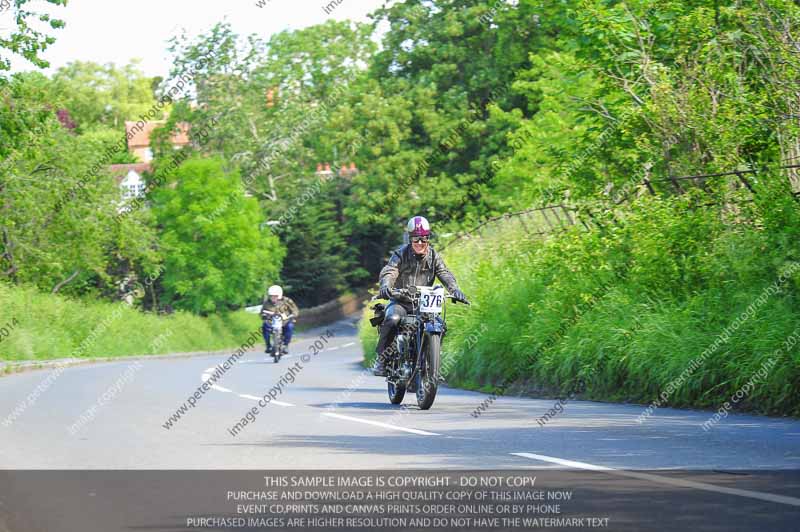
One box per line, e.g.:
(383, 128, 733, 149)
(316, 163, 334, 180)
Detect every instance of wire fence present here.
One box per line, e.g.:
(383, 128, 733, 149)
(439, 164, 800, 253)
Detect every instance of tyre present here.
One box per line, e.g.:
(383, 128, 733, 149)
(416, 334, 441, 410)
(388, 379, 406, 404)
(272, 332, 282, 363)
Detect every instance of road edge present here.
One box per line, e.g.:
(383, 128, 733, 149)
(0, 315, 363, 378)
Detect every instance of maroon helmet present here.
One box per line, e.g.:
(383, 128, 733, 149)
(406, 216, 431, 238)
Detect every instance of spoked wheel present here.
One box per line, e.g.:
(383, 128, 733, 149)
(387, 355, 406, 404)
(272, 333, 282, 363)
(416, 334, 441, 410)
(388, 377, 406, 404)
(383, 345, 406, 404)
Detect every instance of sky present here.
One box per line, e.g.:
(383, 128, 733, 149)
(7, 0, 388, 77)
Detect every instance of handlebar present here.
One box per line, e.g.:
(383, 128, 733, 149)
(261, 310, 293, 320)
(391, 287, 470, 305)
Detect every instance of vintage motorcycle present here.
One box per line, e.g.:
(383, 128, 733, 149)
(372, 285, 467, 410)
(261, 310, 290, 363)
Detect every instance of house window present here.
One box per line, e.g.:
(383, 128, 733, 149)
(127, 183, 145, 198)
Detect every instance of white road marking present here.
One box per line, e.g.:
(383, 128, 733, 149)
(201, 369, 233, 393)
(322, 412, 440, 436)
(235, 340, 353, 359)
(197, 337, 355, 405)
(512, 452, 800, 507)
(238, 393, 294, 407)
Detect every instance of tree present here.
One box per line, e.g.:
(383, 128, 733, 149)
(51, 60, 159, 132)
(166, 20, 379, 289)
(276, 193, 368, 307)
(150, 157, 285, 314)
(0, 0, 66, 71)
(80, 127, 140, 164)
(0, 74, 160, 296)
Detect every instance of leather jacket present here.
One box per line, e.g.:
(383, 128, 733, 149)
(379, 244, 460, 295)
(260, 295, 300, 321)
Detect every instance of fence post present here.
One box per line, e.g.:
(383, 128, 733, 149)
(669, 175, 684, 194)
(540, 207, 557, 232)
(734, 171, 757, 195)
(559, 204, 576, 227)
(584, 207, 604, 230)
(517, 212, 531, 235)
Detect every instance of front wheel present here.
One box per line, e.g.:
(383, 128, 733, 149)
(388, 378, 406, 404)
(416, 334, 441, 410)
(272, 332, 282, 363)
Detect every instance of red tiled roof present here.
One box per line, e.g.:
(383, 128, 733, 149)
(124, 121, 191, 148)
(109, 163, 152, 185)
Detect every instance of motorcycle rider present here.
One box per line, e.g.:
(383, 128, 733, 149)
(261, 285, 300, 355)
(373, 216, 469, 376)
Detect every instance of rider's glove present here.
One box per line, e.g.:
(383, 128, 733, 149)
(379, 285, 393, 300)
(452, 289, 469, 304)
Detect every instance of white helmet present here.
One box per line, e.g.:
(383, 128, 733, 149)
(268, 285, 283, 298)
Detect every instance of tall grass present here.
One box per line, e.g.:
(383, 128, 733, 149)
(0, 283, 262, 361)
(361, 182, 800, 415)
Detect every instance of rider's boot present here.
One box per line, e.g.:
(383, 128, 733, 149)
(372, 352, 388, 376)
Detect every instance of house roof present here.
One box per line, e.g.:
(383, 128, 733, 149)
(109, 163, 152, 185)
(124, 121, 191, 149)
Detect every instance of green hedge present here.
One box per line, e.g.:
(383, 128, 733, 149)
(360, 183, 800, 415)
(0, 283, 262, 361)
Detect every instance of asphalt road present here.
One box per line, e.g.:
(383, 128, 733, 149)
(1, 316, 799, 531)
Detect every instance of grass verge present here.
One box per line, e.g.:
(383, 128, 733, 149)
(0, 283, 262, 361)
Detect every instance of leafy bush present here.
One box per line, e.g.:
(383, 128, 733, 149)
(150, 157, 285, 314)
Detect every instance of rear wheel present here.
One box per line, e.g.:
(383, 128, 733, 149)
(416, 334, 441, 410)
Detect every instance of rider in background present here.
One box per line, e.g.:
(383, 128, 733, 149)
(373, 216, 469, 376)
(261, 285, 300, 354)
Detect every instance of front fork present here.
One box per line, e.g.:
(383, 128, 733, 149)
(412, 317, 445, 379)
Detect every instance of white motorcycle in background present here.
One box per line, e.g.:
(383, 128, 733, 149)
(261, 310, 290, 363)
